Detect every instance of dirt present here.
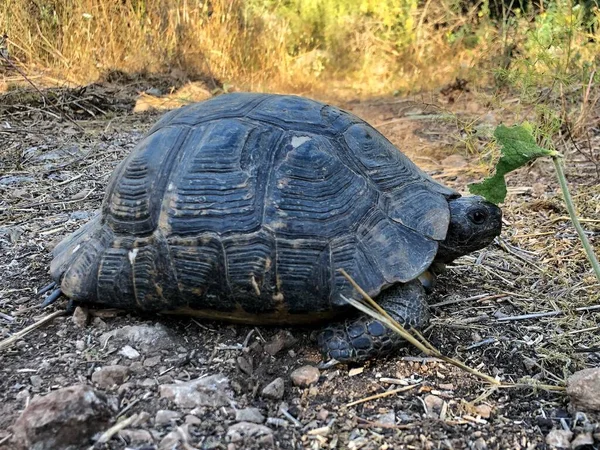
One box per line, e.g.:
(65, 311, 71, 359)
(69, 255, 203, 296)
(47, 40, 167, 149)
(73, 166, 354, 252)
(1, 80, 600, 449)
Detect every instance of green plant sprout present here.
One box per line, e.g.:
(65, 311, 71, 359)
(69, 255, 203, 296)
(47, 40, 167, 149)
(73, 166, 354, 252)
(469, 123, 600, 283)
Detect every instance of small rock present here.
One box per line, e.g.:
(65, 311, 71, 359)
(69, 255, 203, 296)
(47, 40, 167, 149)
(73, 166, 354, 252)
(155, 409, 181, 426)
(131, 411, 152, 427)
(475, 404, 492, 419)
(119, 429, 154, 444)
(158, 425, 192, 450)
(75, 340, 86, 351)
(235, 407, 265, 424)
(237, 356, 253, 375)
(144, 355, 162, 367)
(473, 437, 487, 450)
(264, 331, 297, 356)
(290, 365, 320, 387)
(545, 429, 573, 448)
(438, 383, 454, 390)
(91, 365, 129, 389)
(29, 375, 43, 389)
(100, 324, 175, 351)
(567, 368, 600, 411)
(262, 378, 285, 400)
(571, 432, 594, 449)
(317, 409, 329, 421)
(159, 374, 230, 408)
(12, 385, 111, 450)
(72, 307, 89, 328)
(227, 422, 274, 446)
(16, 389, 30, 402)
(92, 317, 107, 330)
(423, 394, 444, 419)
(375, 411, 395, 426)
(119, 345, 140, 359)
(185, 414, 202, 425)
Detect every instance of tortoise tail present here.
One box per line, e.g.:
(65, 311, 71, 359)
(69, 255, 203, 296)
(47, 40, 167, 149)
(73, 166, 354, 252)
(49, 215, 110, 302)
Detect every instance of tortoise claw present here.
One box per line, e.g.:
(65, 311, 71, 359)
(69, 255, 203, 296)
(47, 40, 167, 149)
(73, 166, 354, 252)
(41, 288, 63, 308)
(37, 281, 57, 296)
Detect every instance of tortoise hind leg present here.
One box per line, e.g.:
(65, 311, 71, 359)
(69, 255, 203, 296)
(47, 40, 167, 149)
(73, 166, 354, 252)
(317, 280, 429, 363)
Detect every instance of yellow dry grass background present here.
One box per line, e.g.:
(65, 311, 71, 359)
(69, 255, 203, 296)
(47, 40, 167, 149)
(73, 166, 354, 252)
(0, 0, 512, 97)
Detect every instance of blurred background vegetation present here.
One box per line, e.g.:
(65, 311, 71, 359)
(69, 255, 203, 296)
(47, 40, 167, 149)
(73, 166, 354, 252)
(1, 0, 599, 98)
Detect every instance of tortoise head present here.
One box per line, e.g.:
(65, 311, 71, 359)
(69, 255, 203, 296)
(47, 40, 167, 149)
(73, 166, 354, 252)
(436, 196, 502, 263)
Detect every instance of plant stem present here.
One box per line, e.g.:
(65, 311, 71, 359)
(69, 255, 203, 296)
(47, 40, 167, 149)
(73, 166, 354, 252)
(552, 156, 600, 282)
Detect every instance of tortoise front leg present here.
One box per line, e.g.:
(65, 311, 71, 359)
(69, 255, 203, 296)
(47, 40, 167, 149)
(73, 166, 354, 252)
(317, 280, 429, 363)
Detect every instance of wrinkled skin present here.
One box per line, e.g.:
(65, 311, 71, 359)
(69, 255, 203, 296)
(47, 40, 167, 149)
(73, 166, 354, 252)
(318, 196, 502, 363)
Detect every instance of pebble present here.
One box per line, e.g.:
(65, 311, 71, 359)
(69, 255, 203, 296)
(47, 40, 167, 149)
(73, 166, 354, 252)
(71, 306, 89, 328)
(475, 404, 493, 419)
(235, 407, 265, 424)
(119, 345, 140, 359)
(12, 385, 111, 450)
(567, 368, 600, 411)
(91, 365, 129, 389)
(75, 340, 86, 351)
(155, 410, 181, 426)
(159, 374, 231, 408)
(375, 411, 395, 426)
(227, 422, 274, 446)
(423, 394, 444, 419)
(144, 355, 162, 367)
(29, 375, 43, 389)
(290, 365, 320, 387)
(99, 323, 175, 351)
(262, 377, 285, 400)
(237, 356, 253, 375)
(317, 409, 329, 421)
(264, 331, 297, 356)
(473, 437, 487, 450)
(185, 414, 202, 425)
(119, 429, 154, 444)
(545, 429, 573, 448)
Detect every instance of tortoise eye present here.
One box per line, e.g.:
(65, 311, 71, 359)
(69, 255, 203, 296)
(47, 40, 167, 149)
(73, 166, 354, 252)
(470, 209, 487, 225)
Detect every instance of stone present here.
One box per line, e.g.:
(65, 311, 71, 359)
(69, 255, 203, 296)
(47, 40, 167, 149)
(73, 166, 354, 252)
(317, 409, 329, 421)
(29, 375, 43, 389)
(473, 437, 487, 450)
(545, 429, 573, 448)
(235, 407, 265, 424)
(375, 411, 395, 426)
(100, 323, 175, 351)
(159, 374, 230, 408)
(119, 345, 140, 359)
(72, 306, 89, 328)
(119, 429, 154, 444)
(261, 378, 285, 400)
(91, 365, 129, 389)
(290, 365, 320, 387)
(155, 409, 181, 426)
(227, 422, 274, 446)
(144, 355, 162, 367)
(237, 356, 253, 375)
(75, 340, 86, 351)
(158, 425, 192, 450)
(12, 385, 111, 450)
(423, 394, 444, 419)
(475, 404, 492, 419)
(571, 432, 594, 449)
(185, 414, 202, 425)
(264, 331, 297, 356)
(567, 368, 600, 411)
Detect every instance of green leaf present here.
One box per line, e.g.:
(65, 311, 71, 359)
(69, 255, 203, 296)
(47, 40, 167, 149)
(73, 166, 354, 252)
(468, 123, 559, 204)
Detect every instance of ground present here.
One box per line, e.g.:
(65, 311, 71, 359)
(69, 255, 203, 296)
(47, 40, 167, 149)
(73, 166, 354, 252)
(1, 78, 599, 449)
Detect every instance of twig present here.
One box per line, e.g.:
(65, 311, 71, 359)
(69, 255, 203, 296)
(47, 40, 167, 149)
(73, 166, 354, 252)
(93, 413, 138, 445)
(345, 384, 419, 407)
(497, 304, 600, 322)
(0, 310, 65, 351)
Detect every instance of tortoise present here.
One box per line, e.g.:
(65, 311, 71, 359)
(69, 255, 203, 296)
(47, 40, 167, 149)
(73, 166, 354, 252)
(45, 93, 502, 363)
